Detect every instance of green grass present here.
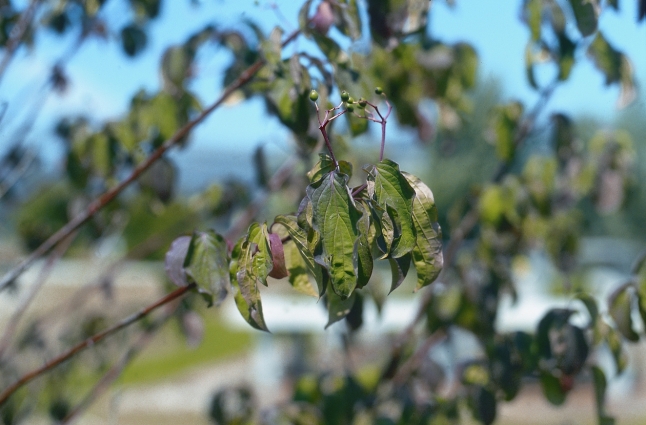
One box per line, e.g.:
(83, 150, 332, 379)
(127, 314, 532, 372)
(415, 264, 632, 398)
(119, 312, 253, 385)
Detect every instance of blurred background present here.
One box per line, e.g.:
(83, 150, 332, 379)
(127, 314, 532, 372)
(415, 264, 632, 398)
(1, 0, 646, 424)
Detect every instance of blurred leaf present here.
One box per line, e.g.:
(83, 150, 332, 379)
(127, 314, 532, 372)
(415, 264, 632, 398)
(608, 283, 639, 341)
(568, 0, 599, 37)
(367, 159, 416, 258)
(468, 385, 496, 425)
(209, 386, 255, 425)
(403, 172, 443, 290)
(345, 292, 364, 331)
(139, 157, 176, 203)
(592, 366, 616, 425)
(333, 0, 362, 40)
(576, 292, 599, 327)
(524, 0, 542, 41)
(184, 230, 231, 307)
(307, 171, 361, 299)
(491, 101, 523, 162)
(326, 291, 356, 328)
(165, 235, 191, 287)
(557, 32, 576, 80)
(268, 233, 289, 279)
(121, 23, 147, 57)
(587, 32, 636, 108)
(540, 370, 567, 405)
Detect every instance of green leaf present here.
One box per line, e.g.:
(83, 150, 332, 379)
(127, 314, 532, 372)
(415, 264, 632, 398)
(325, 291, 356, 328)
(491, 102, 523, 162)
(557, 32, 576, 81)
(355, 201, 374, 289)
(403, 172, 443, 291)
(274, 214, 325, 296)
(388, 254, 411, 294)
(231, 223, 273, 332)
(540, 370, 567, 405)
(333, 0, 362, 40)
(307, 171, 361, 299)
(587, 32, 636, 108)
(183, 230, 231, 307)
(283, 241, 318, 297)
(307, 153, 353, 183)
(367, 159, 416, 258)
(592, 366, 616, 425)
(568, 0, 598, 37)
(121, 23, 147, 57)
(575, 292, 599, 327)
(608, 283, 639, 342)
(525, 0, 542, 41)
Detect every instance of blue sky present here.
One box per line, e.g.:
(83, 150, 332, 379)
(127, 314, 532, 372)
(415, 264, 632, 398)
(1, 0, 645, 189)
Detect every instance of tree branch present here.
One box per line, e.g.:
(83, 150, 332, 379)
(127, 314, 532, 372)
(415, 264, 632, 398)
(0, 283, 196, 406)
(0, 28, 303, 293)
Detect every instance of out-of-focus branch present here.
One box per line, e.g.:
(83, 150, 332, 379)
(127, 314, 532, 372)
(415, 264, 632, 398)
(0, 0, 41, 85)
(0, 148, 36, 200)
(60, 308, 175, 425)
(0, 28, 303, 293)
(0, 282, 196, 406)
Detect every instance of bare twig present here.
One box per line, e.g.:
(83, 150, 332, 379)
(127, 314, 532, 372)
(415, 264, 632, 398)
(0, 28, 303, 293)
(0, 232, 77, 359)
(60, 308, 175, 424)
(0, 283, 196, 406)
(0, 0, 41, 85)
(0, 147, 37, 200)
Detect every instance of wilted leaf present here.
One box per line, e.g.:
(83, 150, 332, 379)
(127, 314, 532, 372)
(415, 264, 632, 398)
(184, 230, 231, 306)
(307, 171, 361, 299)
(403, 172, 443, 290)
(231, 223, 273, 331)
(367, 159, 416, 258)
(165, 236, 191, 287)
(268, 233, 289, 279)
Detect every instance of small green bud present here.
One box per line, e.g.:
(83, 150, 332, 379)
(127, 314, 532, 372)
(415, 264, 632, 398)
(346, 104, 354, 112)
(347, 96, 355, 104)
(375, 86, 383, 95)
(357, 98, 367, 109)
(340, 90, 350, 102)
(309, 90, 319, 102)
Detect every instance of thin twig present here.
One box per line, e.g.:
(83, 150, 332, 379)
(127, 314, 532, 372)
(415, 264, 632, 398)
(0, 147, 37, 200)
(0, 28, 303, 293)
(0, 0, 41, 85)
(0, 232, 77, 359)
(60, 308, 176, 424)
(0, 283, 196, 406)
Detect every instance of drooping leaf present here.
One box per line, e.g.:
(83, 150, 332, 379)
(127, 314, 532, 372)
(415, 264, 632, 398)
(231, 223, 273, 331)
(388, 254, 411, 294)
(592, 366, 616, 425)
(307, 171, 361, 299)
(355, 201, 373, 289)
(587, 32, 636, 108)
(608, 283, 639, 342)
(403, 172, 443, 290)
(183, 230, 231, 307)
(274, 214, 325, 296)
(567, 0, 598, 37)
(268, 233, 289, 279)
(283, 241, 318, 297)
(325, 291, 356, 328)
(367, 159, 416, 258)
(165, 235, 191, 287)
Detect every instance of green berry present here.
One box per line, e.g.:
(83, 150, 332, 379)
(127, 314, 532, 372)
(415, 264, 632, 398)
(309, 90, 319, 102)
(346, 104, 354, 112)
(375, 86, 383, 95)
(347, 96, 355, 104)
(340, 90, 350, 102)
(357, 98, 367, 109)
